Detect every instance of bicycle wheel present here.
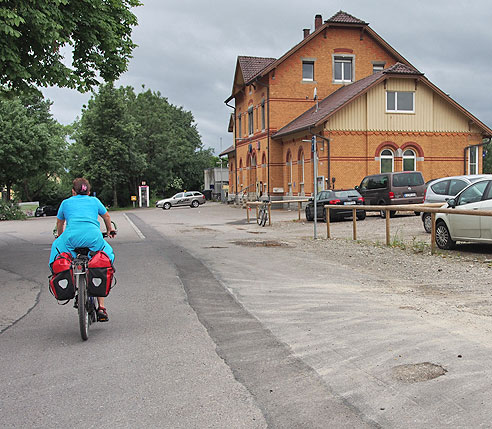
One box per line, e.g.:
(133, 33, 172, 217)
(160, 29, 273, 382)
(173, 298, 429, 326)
(77, 274, 89, 341)
(260, 208, 268, 227)
(257, 208, 264, 225)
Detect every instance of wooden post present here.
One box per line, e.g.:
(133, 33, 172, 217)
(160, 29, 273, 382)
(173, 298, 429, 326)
(385, 209, 390, 246)
(298, 201, 301, 221)
(247, 204, 250, 223)
(352, 208, 357, 240)
(431, 212, 436, 254)
(326, 208, 331, 239)
(268, 203, 272, 226)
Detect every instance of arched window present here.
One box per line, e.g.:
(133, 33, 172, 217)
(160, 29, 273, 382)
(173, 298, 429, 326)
(402, 149, 416, 171)
(380, 149, 394, 173)
(261, 152, 266, 167)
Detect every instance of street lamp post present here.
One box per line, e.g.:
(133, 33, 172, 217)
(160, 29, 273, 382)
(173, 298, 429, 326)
(312, 135, 318, 239)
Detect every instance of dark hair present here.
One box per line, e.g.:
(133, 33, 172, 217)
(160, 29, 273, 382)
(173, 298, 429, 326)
(73, 178, 91, 195)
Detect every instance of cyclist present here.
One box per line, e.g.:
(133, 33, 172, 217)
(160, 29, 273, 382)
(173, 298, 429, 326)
(49, 178, 116, 322)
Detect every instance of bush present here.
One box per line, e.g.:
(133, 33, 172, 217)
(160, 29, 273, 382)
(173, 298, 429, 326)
(0, 200, 26, 221)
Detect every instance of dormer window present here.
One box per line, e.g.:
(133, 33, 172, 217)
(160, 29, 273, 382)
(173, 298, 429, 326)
(386, 91, 414, 113)
(333, 55, 354, 83)
(372, 61, 385, 73)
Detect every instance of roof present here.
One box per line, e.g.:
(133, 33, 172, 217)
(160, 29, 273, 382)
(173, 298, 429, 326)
(274, 62, 492, 138)
(238, 56, 276, 83)
(326, 10, 368, 25)
(219, 145, 235, 157)
(230, 12, 415, 96)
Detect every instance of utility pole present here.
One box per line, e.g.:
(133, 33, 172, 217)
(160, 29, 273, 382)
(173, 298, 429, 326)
(312, 135, 318, 239)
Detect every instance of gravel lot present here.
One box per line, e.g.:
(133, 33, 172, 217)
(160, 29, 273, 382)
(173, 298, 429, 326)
(244, 207, 492, 321)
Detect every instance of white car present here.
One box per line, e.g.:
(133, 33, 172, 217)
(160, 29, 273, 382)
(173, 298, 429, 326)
(435, 178, 492, 249)
(421, 174, 492, 233)
(156, 191, 206, 210)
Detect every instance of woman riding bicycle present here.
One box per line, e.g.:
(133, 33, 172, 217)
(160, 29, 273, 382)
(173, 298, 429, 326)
(49, 178, 116, 321)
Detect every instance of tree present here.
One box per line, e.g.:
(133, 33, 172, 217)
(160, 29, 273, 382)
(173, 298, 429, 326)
(0, 0, 141, 93)
(0, 94, 65, 201)
(130, 88, 215, 196)
(71, 83, 146, 207)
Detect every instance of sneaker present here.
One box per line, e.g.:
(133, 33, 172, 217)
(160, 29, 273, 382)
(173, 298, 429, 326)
(97, 307, 109, 322)
(73, 295, 78, 309)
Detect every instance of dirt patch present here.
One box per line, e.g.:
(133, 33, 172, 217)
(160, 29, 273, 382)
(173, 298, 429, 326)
(193, 227, 215, 232)
(392, 362, 447, 383)
(232, 240, 291, 248)
(247, 231, 266, 234)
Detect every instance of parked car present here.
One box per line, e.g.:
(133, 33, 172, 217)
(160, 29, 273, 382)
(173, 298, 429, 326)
(156, 191, 206, 210)
(305, 189, 366, 222)
(421, 174, 492, 233)
(35, 205, 58, 217)
(356, 171, 425, 218)
(435, 178, 492, 249)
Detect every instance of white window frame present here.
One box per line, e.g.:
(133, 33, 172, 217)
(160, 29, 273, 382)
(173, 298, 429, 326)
(386, 91, 415, 113)
(333, 55, 354, 83)
(302, 60, 314, 81)
(372, 61, 385, 74)
(402, 149, 416, 171)
(380, 149, 394, 173)
(469, 146, 478, 175)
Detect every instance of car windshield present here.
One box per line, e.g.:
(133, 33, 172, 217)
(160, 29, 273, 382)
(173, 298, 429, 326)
(392, 173, 424, 187)
(334, 190, 360, 198)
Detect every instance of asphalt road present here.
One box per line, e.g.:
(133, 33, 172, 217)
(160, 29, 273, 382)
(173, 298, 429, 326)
(2, 204, 492, 428)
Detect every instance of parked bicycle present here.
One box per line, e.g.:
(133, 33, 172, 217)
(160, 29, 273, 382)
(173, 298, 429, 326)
(257, 201, 269, 227)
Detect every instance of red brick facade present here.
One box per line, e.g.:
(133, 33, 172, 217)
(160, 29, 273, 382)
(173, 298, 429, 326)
(224, 12, 491, 200)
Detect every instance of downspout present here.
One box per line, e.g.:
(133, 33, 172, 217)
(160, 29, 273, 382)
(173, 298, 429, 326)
(225, 100, 238, 200)
(255, 78, 270, 199)
(464, 138, 491, 174)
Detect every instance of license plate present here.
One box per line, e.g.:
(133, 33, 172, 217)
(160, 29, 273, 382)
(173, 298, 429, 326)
(404, 193, 416, 197)
(344, 201, 356, 205)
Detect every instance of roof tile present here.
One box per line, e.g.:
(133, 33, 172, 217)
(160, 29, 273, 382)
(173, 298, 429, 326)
(326, 11, 367, 25)
(238, 56, 276, 83)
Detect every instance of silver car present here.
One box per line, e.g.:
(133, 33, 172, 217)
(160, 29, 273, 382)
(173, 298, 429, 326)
(435, 178, 492, 249)
(421, 175, 492, 232)
(156, 191, 206, 210)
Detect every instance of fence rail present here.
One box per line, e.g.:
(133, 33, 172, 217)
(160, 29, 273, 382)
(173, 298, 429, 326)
(324, 203, 492, 254)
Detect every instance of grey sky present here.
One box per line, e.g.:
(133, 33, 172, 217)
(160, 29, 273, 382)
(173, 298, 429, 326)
(42, 0, 492, 155)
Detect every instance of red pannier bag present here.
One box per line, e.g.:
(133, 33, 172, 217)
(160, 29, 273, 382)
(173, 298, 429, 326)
(49, 252, 76, 301)
(87, 251, 115, 297)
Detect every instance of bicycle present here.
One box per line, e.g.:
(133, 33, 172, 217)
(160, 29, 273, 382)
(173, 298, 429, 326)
(257, 201, 269, 227)
(74, 230, 116, 341)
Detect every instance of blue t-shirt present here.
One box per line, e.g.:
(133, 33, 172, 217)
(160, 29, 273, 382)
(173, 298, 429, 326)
(57, 195, 107, 228)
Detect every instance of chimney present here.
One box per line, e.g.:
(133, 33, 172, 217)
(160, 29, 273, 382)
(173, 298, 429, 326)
(303, 28, 310, 39)
(314, 14, 322, 30)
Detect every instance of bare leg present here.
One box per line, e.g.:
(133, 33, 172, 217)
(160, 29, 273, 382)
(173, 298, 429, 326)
(97, 297, 105, 308)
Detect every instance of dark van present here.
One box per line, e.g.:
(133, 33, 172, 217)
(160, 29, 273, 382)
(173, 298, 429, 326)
(356, 171, 425, 217)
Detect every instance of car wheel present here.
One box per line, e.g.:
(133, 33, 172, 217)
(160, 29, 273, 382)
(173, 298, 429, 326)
(305, 208, 313, 221)
(191, 200, 199, 208)
(435, 220, 456, 250)
(356, 211, 366, 221)
(422, 213, 432, 233)
(322, 209, 327, 222)
(163, 202, 171, 210)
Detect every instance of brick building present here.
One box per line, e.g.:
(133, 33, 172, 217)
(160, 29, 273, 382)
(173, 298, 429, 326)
(222, 11, 492, 202)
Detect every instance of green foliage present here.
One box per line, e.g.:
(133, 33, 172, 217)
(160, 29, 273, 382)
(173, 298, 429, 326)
(70, 83, 146, 207)
(0, 92, 69, 201)
(483, 140, 492, 174)
(0, 0, 141, 93)
(0, 200, 26, 220)
(71, 85, 216, 206)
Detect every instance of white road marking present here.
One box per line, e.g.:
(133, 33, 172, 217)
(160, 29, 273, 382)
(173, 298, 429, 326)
(123, 213, 146, 239)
